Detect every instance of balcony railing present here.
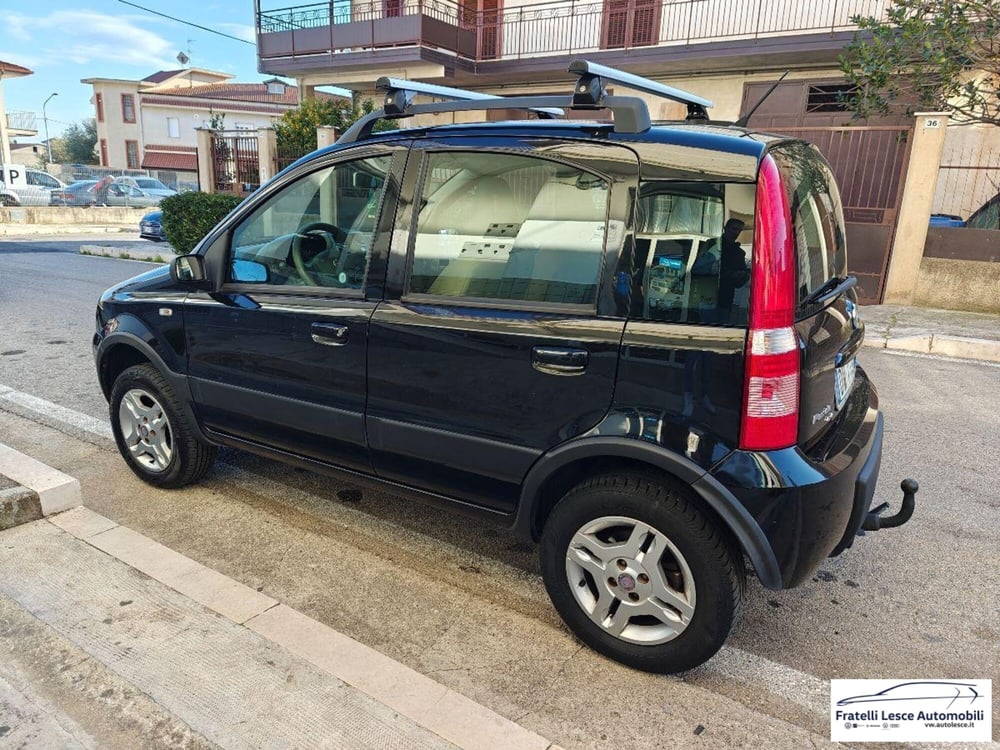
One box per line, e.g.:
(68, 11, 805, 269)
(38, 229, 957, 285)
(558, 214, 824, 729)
(257, 0, 889, 63)
(6, 111, 37, 132)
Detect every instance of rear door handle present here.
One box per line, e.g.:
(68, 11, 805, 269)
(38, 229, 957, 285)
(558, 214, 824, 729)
(531, 346, 589, 376)
(311, 322, 349, 346)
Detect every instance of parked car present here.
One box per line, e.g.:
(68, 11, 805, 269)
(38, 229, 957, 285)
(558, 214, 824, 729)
(0, 165, 65, 206)
(55, 180, 160, 208)
(114, 176, 177, 200)
(93, 62, 917, 674)
(139, 210, 165, 241)
(928, 213, 965, 228)
(966, 192, 1000, 229)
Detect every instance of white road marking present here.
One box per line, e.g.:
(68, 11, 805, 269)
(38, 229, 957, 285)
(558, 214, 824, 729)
(0, 382, 859, 721)
(0, 389, 114, 439)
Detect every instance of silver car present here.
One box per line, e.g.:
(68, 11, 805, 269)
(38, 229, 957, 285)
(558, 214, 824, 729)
(114, 176, 177, 200)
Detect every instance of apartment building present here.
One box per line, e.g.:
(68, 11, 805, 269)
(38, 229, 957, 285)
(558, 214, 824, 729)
(1, 59, 37, 167)
(82, 68, 305, 189)
(253, 0, 921, 302)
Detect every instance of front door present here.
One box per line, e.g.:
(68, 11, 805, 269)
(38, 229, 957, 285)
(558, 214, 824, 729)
(366, 138, 638, 512)
(185, 145, 406, 470)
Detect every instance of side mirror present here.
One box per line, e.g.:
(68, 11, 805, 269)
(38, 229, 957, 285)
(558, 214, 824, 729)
(231, 259, 269, 283)
(171, 255, 211, 288)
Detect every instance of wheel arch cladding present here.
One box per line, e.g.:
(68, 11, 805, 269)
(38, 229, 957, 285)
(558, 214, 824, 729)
(514, 437, 784, 590)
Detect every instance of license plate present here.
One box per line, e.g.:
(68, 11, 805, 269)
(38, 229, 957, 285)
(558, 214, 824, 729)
(834, 357, 857, 409)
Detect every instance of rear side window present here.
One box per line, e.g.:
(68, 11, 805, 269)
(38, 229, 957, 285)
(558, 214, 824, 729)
(771, 144, 847, 306)
(407, 151, 610, 307)
(631, 181, 756, 326)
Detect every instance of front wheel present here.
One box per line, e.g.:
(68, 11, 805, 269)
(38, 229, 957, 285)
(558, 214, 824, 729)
(109, 364, 216, 488)
(539, 473, 745, 673)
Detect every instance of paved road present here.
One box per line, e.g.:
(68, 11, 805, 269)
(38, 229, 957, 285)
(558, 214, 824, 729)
(2, 237, 998, 747)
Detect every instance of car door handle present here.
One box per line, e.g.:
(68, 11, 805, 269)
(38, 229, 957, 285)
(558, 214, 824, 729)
(311, 322, 349, 346)
(531, 346, 589, 376)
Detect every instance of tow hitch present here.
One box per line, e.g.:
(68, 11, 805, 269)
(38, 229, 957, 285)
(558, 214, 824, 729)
(862, 479, 918, 531)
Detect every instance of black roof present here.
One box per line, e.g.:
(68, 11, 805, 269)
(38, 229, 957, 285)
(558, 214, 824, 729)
(310, 120, 793, 183)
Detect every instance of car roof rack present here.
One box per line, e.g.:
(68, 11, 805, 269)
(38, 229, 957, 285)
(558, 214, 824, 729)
(568, 60, 713, 122)
(337, 59, 711, 143)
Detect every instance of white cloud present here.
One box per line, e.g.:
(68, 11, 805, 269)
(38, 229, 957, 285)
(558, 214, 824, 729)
(43, 11, 177, 69)
(5, 15, 33, 41)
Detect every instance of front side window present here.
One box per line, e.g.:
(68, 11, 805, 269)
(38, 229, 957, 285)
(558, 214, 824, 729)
(230, 155, 391, 290)
(408, 151, 610, 306)
(631, 181, 756, 326)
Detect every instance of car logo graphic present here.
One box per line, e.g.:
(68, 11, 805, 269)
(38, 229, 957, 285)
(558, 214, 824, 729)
(836, 681, 981, 710)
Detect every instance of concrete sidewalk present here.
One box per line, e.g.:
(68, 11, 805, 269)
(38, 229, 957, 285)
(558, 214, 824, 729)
(861, 304, 1000, 363)
(0, 436, 554, 750)
(0, 508, 557, 750)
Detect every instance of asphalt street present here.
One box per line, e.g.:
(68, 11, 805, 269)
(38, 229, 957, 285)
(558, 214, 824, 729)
(1, 236, 998, 747)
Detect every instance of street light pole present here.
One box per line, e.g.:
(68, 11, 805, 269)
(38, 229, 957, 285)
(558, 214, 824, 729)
(42, 92, 58, 164)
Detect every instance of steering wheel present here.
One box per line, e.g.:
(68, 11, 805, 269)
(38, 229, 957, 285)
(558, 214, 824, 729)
(291, 222, 347, 286)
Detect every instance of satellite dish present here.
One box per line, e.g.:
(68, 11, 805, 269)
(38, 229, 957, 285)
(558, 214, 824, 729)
(177, 51, 190, 66)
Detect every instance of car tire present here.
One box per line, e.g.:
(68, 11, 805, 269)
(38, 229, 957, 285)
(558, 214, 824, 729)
(539, 472, 745, 673)
(109, 364, 216, 488)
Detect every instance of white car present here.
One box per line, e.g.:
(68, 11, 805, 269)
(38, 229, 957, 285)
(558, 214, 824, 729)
(0, 165, 65, 206)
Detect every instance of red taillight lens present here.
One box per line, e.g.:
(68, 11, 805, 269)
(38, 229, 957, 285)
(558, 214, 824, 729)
(740, 155, 799, 451)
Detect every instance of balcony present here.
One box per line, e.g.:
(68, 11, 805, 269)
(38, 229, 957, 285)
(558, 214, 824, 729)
(257, 0, 889, 82)
(6, 110, 38, 135)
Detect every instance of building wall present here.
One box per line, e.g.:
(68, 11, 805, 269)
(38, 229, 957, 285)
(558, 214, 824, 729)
(932, 123, 1000, 220)
(91, 82, 143, 169)
(140, 105, 277, 149)
(385, 68, 842, 130)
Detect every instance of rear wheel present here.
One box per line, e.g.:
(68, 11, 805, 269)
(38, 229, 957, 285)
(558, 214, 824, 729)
(109, 364, 216, 488)
(539, 473, 744, 673)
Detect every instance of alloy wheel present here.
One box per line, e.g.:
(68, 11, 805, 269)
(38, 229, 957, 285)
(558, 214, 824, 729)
(565, 515, 696, 645)
(118, 388, 173, 472)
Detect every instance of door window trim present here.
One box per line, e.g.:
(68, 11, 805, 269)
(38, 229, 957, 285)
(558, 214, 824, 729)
(399, 147, 614, 316)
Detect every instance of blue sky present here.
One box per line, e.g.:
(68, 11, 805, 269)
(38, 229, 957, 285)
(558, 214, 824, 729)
(2, 0, 273, 141)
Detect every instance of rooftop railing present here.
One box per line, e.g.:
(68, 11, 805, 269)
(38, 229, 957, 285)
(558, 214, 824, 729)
(6, 111, 37, 132)
(257, 0, 889, 62)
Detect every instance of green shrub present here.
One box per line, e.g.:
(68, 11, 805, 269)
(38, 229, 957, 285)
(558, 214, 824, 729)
(160, 192, 244, 255)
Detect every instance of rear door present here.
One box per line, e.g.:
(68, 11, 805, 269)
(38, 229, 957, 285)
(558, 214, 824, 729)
(366, 137, 638, 512)
(771, 143, 864, 447)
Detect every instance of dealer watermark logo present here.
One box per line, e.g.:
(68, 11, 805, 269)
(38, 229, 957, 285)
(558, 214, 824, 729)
(831, 679, 992, 743)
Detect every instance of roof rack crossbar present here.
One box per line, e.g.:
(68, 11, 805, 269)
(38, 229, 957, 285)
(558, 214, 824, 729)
(568, 59, 712, 121)
(375, 76, 563, 118)
(337, 94, 651, 144)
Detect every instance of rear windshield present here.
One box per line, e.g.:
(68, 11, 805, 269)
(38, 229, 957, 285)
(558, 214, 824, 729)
(771, 144, 847, 306)
(628, 181, 756, 326)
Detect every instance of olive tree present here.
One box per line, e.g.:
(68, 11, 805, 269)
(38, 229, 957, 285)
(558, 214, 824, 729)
(841, 0, 1000, 124)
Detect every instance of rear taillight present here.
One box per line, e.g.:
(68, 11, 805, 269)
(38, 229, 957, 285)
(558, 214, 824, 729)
(740, 154, 799, 451)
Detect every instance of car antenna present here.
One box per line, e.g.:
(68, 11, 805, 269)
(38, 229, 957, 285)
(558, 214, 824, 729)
(734, 71, 790, 128)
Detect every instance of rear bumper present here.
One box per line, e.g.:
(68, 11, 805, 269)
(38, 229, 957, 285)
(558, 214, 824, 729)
(711, 371, 884, 589)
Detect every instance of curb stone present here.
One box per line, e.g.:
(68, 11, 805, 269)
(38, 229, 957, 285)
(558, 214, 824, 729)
(0, 445, 80, 515)
(0, 478, 42, 531)
(863, 333, 1000, 363)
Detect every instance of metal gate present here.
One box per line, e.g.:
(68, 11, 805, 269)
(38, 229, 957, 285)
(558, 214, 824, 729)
(211, 132, 260, 195)
(741, 81, 913, 304)
(762, 126, 912, 304)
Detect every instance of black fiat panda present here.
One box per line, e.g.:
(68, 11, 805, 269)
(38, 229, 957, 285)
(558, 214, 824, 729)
(94, 62, 916, 673)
